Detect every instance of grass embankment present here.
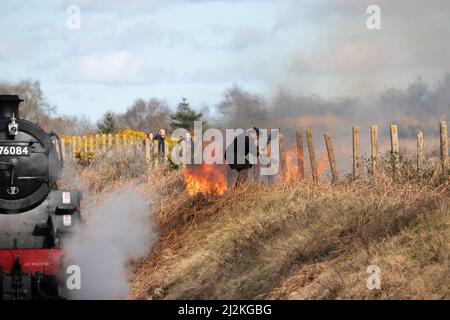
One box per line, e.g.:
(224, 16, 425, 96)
(67, 150, 450, 300)
(129, 174, 449, 300)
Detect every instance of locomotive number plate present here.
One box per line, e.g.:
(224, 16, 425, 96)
(0, 145, 30, 156)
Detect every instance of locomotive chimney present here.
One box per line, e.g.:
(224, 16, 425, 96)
(0, 95, 23, 119)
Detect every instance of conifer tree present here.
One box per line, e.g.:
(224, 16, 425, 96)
(97, 111, 117, 133)
(170, 98, 204, 132)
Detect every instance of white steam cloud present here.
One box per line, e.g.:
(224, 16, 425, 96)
(64, 185, 158, 300)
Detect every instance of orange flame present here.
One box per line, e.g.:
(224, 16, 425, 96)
(283, 148, 329, 183)
(283, 148, 303, 183)
(183, 164, 227, 196)
(317, 154, 329, 176)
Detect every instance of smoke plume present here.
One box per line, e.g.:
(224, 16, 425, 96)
(216, 74, 450, 138)
(64, 184, 158, 300)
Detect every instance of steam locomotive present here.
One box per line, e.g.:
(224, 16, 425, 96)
(0, 95, 81, 300)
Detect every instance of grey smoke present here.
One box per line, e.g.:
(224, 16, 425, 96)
(64, 185, 158, 300)
(213, 75, 450, 178)
(215, 74, 450, 138)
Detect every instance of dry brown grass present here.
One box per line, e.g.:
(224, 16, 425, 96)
(127, 169, 449, 300)
(64, 151, 449, 300)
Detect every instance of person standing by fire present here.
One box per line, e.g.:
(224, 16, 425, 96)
(224, 127, 265, 187)
(154, 128, 166, 162)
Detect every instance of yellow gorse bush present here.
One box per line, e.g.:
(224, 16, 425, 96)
(118, 129, 148, 140)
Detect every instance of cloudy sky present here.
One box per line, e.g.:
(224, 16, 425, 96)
(1, 0, 449, 120)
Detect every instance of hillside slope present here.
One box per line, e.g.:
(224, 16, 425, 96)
(129, 174, 449, 300)
(65, 150, 449, 300)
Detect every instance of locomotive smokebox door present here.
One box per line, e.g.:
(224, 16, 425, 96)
(0, 95, 61, 213)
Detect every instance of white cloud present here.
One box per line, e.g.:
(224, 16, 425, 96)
(1, 0, 449, 120)
(77, 51, 144, 82)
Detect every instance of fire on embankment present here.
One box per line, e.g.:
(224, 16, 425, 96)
(183, 164, 228, 196)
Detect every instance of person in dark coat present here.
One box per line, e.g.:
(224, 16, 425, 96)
(154, 129, 166, 161)
(224, 127, 267, 187)
(143, 131, 154, 147)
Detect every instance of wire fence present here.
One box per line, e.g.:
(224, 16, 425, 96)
(60, 120, 449, 185)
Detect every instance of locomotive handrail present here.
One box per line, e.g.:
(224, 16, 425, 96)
(50, 130, 64, 168)
(0, 140, 33, 144)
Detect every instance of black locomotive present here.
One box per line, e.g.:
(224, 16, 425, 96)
(0, 95, 81, 299)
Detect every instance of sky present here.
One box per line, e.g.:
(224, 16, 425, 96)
(1, 0, 449, 121)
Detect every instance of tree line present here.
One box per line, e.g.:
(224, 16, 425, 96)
(97, 97, 204, 134)
(2, 75, 450, 138)
(0, 80, 206, 135)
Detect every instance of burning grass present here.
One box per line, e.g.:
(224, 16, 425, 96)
(183, 164, 228, 196)
(283, 148, 329, 183)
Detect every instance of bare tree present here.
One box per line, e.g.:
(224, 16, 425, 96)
(0, 80, 96, 135)
(0, 80, 55, 125)
(217, 85, 269, 128)
(117, 98, 171, 132)
(43, 114, 95, 136)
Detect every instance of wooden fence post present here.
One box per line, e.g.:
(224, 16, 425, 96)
(352, 125, 361, 180)
(324, 132, 338, 183)
(440, 120, 448, 173)
(370, 125, 378, 176)
(60, 138, 66, 161)
(259, 137, 269, 186)
(102, 134, 107, 152)
(107, 134, 112, 149)
(68, 137, 73, 158)
(247, 135, 260, 184)
(279, 134, 287, 182)
(164, 140, 169, 163)
(115, 134, 120, 151)
(122, 134, 127, 149)
(89, 135, 94, 153)
(153, 140, 159, 168)
(129, 135, 133, 149)
(72, 136, 77, 159)
(254, 136, 261, 185)
(94, 134, 99, 151)
(145, 138, 151, 163)
(77, 136, 82, 153)
(390, 124, 400, 178)
(306, 128, 318, 183)
(296, 130, 305, 180)
(417, 130, 424, 173)
(83, 136, 88, 153)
